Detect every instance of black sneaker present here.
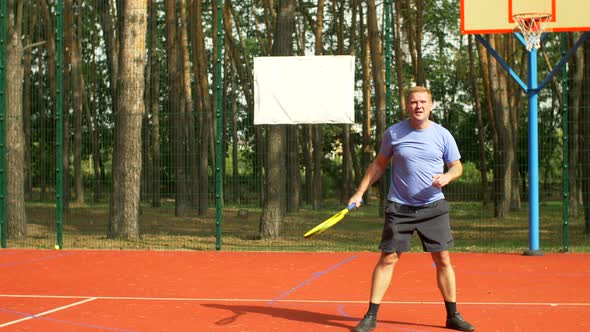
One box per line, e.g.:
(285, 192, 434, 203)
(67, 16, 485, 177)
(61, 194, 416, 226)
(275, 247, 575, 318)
(352, 314, 377, 332)
(445, 312, 475, 331)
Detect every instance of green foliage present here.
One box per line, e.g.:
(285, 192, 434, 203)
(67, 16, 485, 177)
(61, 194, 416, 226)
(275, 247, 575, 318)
(456, 161, 484, 183)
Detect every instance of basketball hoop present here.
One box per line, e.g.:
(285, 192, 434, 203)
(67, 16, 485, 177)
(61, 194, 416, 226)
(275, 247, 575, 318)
(513, 13, 552, 51)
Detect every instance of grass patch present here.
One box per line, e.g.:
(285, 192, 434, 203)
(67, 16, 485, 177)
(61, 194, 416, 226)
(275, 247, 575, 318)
(6, 200, 590, 253)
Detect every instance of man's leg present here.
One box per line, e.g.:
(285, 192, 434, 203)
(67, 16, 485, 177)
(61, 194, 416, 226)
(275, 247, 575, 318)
(353, 252, 400, 332)
(370, 252, 400, 303)
(431, 250, 456, 302)
(431, 251, 475, 331)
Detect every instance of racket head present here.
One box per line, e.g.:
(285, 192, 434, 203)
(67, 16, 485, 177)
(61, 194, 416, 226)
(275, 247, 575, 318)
(303, 203, 358, 238)
(305, 210, 348, 237)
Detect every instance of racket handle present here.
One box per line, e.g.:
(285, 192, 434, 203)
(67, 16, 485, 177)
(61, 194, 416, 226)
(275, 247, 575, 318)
(347, 200, 363, 210)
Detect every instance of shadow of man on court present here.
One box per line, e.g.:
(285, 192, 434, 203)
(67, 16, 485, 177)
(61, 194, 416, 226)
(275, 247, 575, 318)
(201, 303, 442, 330)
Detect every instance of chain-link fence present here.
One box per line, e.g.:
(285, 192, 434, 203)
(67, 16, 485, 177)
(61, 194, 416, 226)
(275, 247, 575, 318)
(1, 1, 589, 252)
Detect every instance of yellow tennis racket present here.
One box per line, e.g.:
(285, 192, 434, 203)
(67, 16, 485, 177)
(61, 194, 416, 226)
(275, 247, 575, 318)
(304, 202, 359, 238)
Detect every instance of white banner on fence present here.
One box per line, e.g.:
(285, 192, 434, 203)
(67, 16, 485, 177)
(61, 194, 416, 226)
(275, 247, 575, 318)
(253, 55, 355, 125)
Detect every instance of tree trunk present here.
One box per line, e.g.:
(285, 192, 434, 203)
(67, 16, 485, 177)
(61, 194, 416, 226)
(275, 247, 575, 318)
(477, 39, 498, 206)
(295, 9, 312, 207)
(286, 125, 300, 212)
(569, 32, 584, 218)
(311, 0, 325, 210)
(312, 125, 323, 209)
(98, 0, 119, 101)
(414, 0, 425, 85)
(222, 2, 260, 205)
(367, 0, 387, 214)
(148, 0, 161, 207)
(72, 37, 85, 204)
(141, 79, 152, 203)
(468, 35, 489, 204)
(393, 0, 405, 119)
(230, 61, 240, 204)
(62, 0, 75, 213)
(195, 0, 212, 215)
(23, 10, 34, 201)
(488, 35, 514, 218)
(164, 0, 190, 216)
(403, 0, 418, 83)
(348, 0, 361, 189)
(259, 0, 296, 238)
(40, 0, 57, 202)
(6, 27, 27, 238)
(181, 0, 197, 208)
(36, 44, 49, 201)
(303, 125, 313, 205)
(337, 0, 353, 204)
(358, 2, 372, 203)
(509, 40, 522, 211)
(85, 27, 103, 203)
(108, 0, 148, 239)
(582, 38, 590, 234)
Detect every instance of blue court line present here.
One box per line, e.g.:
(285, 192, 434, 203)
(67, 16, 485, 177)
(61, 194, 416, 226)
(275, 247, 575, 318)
(0, 252, 74, 268)
(0, 307, 138, 332)
(268, 255, 358, 304)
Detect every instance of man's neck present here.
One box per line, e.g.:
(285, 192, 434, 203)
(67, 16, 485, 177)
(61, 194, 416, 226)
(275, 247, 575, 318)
(410, 119, 431, 130)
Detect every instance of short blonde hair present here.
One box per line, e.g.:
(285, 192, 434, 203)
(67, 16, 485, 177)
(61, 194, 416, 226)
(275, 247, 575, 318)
(406, 86, 432, 103)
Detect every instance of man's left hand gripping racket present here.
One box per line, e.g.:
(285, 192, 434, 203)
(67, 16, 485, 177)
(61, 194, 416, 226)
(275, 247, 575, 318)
(304, 202, 359, 238)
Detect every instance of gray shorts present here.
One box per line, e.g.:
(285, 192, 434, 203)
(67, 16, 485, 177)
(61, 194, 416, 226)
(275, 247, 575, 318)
(379, 199, 454, 253)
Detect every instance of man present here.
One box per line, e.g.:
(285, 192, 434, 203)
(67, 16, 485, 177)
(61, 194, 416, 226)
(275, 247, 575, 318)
(348, 86, 475, 332)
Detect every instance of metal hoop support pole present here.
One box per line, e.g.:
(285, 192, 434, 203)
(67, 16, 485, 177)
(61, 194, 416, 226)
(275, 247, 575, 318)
(523, 47, 543, 256)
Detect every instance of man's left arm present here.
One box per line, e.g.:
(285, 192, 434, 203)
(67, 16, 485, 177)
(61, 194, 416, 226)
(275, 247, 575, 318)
(432, 160, 463, 188)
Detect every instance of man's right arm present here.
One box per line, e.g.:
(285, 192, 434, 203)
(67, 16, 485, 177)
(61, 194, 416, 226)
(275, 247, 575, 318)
(348, 153, 390, 207)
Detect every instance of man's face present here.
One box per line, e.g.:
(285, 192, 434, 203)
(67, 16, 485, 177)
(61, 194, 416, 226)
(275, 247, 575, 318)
(407, 91, 432, 128)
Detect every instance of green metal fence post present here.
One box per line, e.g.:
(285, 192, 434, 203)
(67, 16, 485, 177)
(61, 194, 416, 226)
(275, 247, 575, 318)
(56, 0, 64, 249)
(561, 33, 569, 253)
(215, 0, 224, 251)
(0, 0, 7, 248)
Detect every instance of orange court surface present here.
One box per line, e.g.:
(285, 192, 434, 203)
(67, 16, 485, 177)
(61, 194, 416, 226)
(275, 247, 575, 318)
(1, 249, 589, 331)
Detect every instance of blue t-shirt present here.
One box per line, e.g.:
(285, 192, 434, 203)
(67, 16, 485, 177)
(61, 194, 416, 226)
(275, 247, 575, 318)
(379, 120, 461, 206)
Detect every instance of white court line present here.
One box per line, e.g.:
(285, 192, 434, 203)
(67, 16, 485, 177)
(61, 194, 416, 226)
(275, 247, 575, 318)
(1, 294, 589, 307)
(0, 297, 97, 328)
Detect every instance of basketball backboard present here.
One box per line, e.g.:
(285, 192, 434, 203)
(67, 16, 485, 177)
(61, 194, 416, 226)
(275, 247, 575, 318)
(461, 0, 590, 34)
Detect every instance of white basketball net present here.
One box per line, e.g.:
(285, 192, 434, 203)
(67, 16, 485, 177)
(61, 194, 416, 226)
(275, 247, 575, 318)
(513, 13, 552, 51)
